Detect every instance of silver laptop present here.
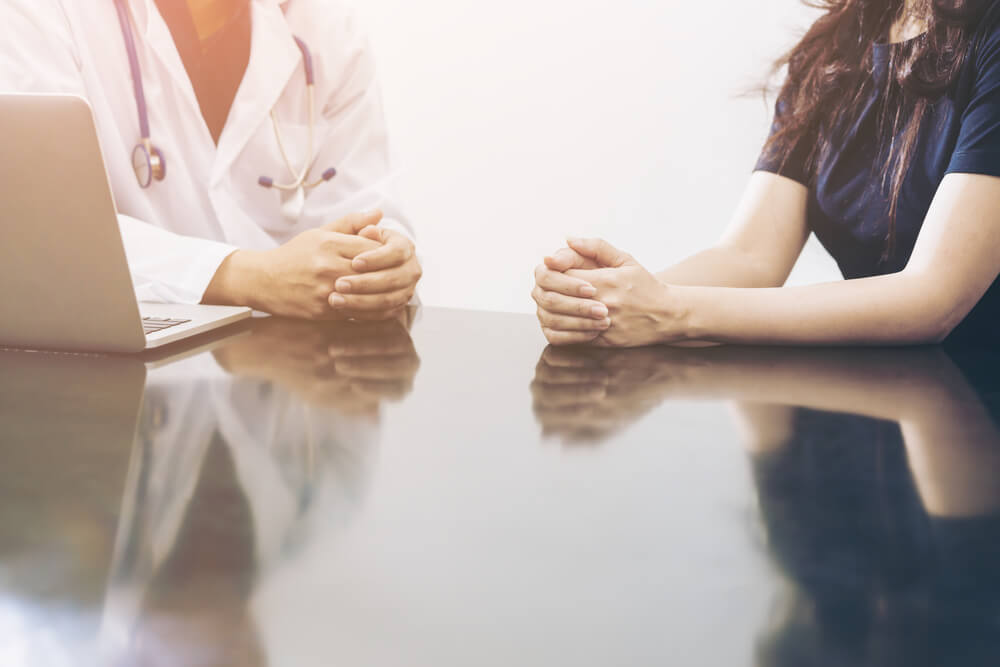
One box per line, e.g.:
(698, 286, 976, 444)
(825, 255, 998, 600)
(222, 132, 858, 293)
(0, 93, 250, 353)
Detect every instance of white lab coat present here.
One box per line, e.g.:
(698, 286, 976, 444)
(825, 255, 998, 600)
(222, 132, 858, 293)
(99, 353, 380, 663)
(0, 0, 412, 303)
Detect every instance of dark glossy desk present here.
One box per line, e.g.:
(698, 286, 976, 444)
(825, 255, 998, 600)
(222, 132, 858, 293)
(2, 307, 1000, 666)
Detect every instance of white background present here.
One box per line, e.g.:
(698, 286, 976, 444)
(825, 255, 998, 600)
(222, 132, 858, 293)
(357, 0, 834, 313)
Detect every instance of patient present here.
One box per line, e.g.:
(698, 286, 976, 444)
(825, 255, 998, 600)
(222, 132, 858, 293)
(532, 0, 1000, 347)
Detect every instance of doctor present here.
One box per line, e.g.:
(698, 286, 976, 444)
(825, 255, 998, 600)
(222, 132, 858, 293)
(0, 0, 421, 320)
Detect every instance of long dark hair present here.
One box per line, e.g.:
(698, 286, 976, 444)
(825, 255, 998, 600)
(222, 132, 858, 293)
(763, 0, 988, 259)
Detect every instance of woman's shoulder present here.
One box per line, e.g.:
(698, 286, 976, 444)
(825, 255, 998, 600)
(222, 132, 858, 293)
(972, 0, 1000, 59)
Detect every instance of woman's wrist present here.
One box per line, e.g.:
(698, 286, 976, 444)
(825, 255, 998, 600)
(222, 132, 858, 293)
(659, 284, 706, 344)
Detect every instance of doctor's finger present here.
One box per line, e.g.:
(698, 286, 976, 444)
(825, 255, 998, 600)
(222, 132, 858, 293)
(327, 337, 413, 358)
(335, 264, 420, 295)
(329, 287, 414, 312)
(351, 377, 415, 402)
(327, 233, 381, 258)
(352, 231, 414, 272)
(537, 308, 611, 332)
(532, 286, 609, 319)
(335, 354, 421, 381)
(326, 306, 409, 322)
(323, 209, 383, 235)
(534, 264, 597, 297)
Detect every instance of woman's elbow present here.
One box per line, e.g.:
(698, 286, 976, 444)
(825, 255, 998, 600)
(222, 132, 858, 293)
(894, 271, 976, 345)
(919, 300, 969, 345)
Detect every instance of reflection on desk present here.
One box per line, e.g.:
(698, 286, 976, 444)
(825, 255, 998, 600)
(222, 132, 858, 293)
(0, 316, 419, 666)
(532, 343, 1000, 665)
(2, 309, 1000, 666)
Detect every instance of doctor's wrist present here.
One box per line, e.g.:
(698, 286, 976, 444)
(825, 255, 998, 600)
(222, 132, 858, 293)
(203, 249, 266, 310)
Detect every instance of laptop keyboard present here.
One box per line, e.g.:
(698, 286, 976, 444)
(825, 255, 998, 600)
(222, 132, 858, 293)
(142, 317, 191, 336)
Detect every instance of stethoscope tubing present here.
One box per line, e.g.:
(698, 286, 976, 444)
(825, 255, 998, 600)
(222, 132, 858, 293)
(113, 0, 152, 141)
(113, 0, 335, 198)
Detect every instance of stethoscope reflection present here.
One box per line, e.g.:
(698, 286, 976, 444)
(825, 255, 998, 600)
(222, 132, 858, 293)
(101, 316, 420, 665)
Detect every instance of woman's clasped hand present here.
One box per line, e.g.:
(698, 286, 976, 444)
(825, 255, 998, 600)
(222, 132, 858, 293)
(532, 237, 690, 348)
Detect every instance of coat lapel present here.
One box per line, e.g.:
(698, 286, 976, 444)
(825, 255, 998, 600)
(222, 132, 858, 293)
(130, 0, 212, 146)
(210, 0, 300, 186)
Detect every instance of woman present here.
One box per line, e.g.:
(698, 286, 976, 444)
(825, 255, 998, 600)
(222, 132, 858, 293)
(533, 0, 1000, 347)
(0, 0, 421, 321)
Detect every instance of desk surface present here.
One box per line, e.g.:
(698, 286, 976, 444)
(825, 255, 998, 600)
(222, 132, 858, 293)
(2, 307, 1000, 666)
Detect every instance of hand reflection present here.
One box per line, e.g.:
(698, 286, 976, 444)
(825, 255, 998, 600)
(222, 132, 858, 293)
(212, 314, 420, 416)
(531, 345, 686, 444)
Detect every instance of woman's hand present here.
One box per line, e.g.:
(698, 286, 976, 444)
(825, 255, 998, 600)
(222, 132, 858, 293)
(532, 248, 611, 345)
(530, 345, 686, 443)
(536, 237, 690, 347)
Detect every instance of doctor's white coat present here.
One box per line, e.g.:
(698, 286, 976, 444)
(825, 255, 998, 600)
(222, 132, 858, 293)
(0, 0, 413, 303)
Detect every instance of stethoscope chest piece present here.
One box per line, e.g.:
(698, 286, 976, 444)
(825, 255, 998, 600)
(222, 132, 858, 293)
(132, 140, 166, 189)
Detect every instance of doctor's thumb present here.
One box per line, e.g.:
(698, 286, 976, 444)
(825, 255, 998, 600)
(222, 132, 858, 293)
(324, 209, 383, 235)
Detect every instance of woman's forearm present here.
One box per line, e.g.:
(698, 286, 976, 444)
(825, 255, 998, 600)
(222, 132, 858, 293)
(674, 271, 959, 346)
(655, 245, 785, 288)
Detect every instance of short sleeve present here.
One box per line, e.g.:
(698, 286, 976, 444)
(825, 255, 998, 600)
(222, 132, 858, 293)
(946, 16, 1000, 177)
(754, 95, 813, 185)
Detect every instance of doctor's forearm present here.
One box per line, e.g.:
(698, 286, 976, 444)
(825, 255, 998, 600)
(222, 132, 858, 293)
(673, 272, 956, 346)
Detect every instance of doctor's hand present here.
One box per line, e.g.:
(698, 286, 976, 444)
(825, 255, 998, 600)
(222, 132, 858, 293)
(205, 211, 395, 320)
(213, 316, 420, 416)
(328, 226, 422, 316)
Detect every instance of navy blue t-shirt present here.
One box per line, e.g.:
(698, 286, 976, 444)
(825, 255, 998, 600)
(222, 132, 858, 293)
(756, 4, 1000, 345)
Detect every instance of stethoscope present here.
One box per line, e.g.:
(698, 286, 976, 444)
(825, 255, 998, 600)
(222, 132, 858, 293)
(112, 0, 336, 207)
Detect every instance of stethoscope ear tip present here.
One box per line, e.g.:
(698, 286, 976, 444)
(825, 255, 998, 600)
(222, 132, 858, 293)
(258, 176, 274, 188)
(321, 168, 337, 182)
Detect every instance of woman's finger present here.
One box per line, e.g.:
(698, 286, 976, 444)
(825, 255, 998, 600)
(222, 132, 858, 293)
(537, 307, 610, 332)
(542, 328, 601, 346)
(530, 380, 608, 405)
(533, 361, 607, 385)
(544, 248, 600, 272)
(540, 345, 606, 369)
(532, 286, 608, 319)
(534, 264, 597, 297)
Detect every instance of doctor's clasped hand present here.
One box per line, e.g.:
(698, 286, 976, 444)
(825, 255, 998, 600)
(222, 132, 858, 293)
(204, 210, 421, 321)
(1, 1, 420, 320)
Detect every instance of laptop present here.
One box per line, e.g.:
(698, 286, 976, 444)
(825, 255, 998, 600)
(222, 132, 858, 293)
(0, 93, 250, 353)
